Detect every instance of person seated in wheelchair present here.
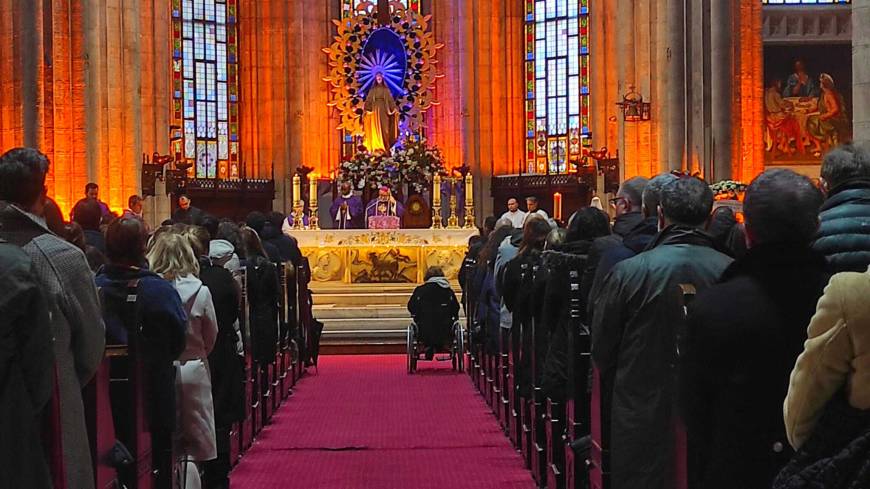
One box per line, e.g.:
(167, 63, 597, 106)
(408, 266, 460, 360)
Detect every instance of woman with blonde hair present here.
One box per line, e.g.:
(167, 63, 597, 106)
(146, 231, 218, 489)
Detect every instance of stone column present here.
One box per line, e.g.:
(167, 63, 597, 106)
(710, 0, 732, 181)
(665, 0, 686, 172)
(855, 0, 870, 145)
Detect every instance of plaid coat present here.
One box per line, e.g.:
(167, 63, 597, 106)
(0, 203, 105, 489)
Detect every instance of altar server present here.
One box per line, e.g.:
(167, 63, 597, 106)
(329, 181, 365, 229)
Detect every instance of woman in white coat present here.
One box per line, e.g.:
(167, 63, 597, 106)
(147, 231, 218, 489)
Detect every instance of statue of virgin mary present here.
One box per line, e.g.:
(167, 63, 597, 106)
(363, 72, 398, 153)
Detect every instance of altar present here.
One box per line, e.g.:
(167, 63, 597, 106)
(296, 229, 476, 284)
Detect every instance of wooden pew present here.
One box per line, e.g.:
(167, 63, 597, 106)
(546, 396, 565, 489)
(589, 366, 610, 489)
(528, 263, 547, 485)
(84, 350, 120, 489)
(550, 267, 587, 489)
(300, 257, 317, 375)
(282, 263, 298, 395)
(239, 267, 257, 451)
(565, 323, 591, 489)
(102, 344, 162, 489)
(275, 264, 288, 405)
(508, 302, 523, 450)
(499, 328, 511, 431)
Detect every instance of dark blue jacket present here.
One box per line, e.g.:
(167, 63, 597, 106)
(95, 264, 187, 430)
(813, 183, 870, 273)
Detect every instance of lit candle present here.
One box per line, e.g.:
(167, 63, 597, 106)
(433, 174, 441, 207)
(292, 174, 301, 205)
(309, 175, 318, 208)
(465, 173, 473, 206)
(553, 192, 563, 221)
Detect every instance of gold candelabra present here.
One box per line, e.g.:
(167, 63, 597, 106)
(292, 200, 305, 230)
(463, 173, 475, 229)
(430, 173, 443, 229)
(308, 206, 319, 230)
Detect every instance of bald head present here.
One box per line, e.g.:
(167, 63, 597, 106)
(616, 176, 648, 215)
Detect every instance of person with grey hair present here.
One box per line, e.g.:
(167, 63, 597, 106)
(681, 169, 827, 489)
(587, 173, 677, 319)
(583, 176, 649, 319)
(591, 175, 731, 489)
(812, 143, 870, 273)
(525, 196, 549, 220)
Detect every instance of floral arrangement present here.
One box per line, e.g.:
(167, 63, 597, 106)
(338, 138, 446, 193)
(710, 180, 747, 201)
(392, 138, 446, 193)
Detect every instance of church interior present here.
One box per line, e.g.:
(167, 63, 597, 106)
(1, 0, 869, 488)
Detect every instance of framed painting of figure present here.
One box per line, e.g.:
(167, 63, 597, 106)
(763, 44, 852, 165)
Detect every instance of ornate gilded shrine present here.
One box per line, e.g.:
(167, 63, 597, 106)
(296, 229, 476, 284)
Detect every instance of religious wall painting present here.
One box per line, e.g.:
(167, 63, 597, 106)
(763, 44, 852, 165)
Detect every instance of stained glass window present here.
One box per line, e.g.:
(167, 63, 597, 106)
(525, 0, 590, 174)
(762, 0, 849, 4)
(342, 0, 420, 18)
(172, 0, 240, 180)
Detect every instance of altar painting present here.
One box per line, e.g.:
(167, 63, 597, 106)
(763, 45, 852, 165)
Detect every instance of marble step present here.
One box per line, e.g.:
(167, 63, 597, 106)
(313, 304, 467, 320)
(321, 317, 411, 332)
(321, 329, 407, 346)
(312, 292, 416, 306)
(319, 316, 469, 346)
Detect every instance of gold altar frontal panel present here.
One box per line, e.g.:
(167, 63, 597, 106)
(295, 229, 477, 284)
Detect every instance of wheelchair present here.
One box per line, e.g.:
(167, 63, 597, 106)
(406, 317, 465, 374)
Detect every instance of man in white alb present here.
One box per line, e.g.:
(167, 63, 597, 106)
(500, 198, 527, 228)
(526, 196, 549, 219)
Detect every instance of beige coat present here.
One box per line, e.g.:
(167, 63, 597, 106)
(784, 270, 870, 449)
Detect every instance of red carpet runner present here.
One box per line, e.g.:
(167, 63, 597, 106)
(231, 355, 535, 488)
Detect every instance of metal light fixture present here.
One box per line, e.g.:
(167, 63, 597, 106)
(616, 85, 651, 122)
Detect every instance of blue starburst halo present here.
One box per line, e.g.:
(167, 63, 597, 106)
(358, 49, 405, 97)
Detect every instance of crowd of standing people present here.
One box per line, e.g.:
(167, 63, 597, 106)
(0, 147, 305, 489)
(461, 142, 870, 489)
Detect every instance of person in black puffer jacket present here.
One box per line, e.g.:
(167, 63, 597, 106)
(539, 207, 611, 402)
(812, 143, 870, 273)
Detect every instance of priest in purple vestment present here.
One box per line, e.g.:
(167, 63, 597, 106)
(365, 186, 404, 222)
(329, 182, 365, 229)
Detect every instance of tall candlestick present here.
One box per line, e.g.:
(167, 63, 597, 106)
(465, 173, 473, 205)
(292, 174, 301, 205)
(309, 175, 317, 208)
(432, 174, 441, 207)
(553, 192, 563, 221)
